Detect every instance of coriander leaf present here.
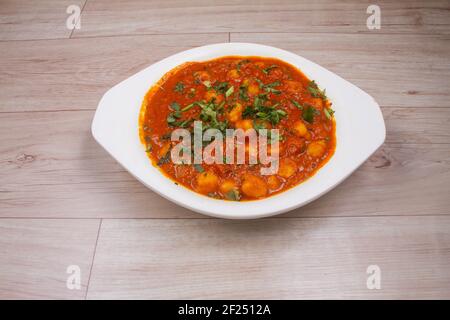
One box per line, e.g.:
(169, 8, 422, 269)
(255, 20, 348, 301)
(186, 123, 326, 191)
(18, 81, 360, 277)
(170, 102, 181, 111)
(225, 189, 241, 201)
(302, 105, 317, 124)
(214, 82, 229, 94)
(239, 85, 249, 101)
(243, 106, 256, 118)
(265, 87, 281, 94)
(264, 81, 281, 88)
(236, 59, 250, 71)
(307, 80, 327, 100)
(323, 108, 335, 120)
(167, 113, 177, 124)
(193, 164, 204, 173)
(262, 65, 278, 75)
(225, 86, 234, 98)
(181, 102, 196, 112)
(174, 82, 184, 93)
(291, 100, 303, 110)
(202, 80, 211, 89)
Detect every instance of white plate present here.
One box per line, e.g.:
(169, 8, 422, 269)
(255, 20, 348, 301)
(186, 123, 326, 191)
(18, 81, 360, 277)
(92, 43, 385, 219)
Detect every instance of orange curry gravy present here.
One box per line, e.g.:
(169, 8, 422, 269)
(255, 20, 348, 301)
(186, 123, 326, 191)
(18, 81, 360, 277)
(139, 56, 336, 201)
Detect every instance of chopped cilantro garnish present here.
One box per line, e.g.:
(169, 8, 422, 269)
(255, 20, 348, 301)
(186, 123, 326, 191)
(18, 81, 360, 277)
(239, 85, 249, 101)
(307, 80, 327, 100)
(262, 65, 278, 75)
(225, 86, 234, 98)
(214, 82, 229, 94)
(291, 100, 303, 110)
(174, 82, 184, 93)
(193, 164, 204, 173)
(170, 102, 180, 111)
(225, 189, 241, 201)
(324, 108, 335, 120)
(302, 105, 319, 124)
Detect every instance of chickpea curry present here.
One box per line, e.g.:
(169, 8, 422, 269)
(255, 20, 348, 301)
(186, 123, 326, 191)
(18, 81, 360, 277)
(139, 56, 336, 201)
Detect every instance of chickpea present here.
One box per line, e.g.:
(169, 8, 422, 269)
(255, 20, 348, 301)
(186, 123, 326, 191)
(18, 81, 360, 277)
(267, 175, 282, 190)
(227, 69, 240, 79)
(311, 98, 323, 110)
(194, 71, 210, 82)
(278, 158, 298, 178)
(204, 90, 223, 103)
(196, 171, 219, 194)
(227, 103, 243, 123)
(285, 80, 303, 93)
(241, 174, 268, 198)
(219, 179, 236, 194)
(307, 140, 327, 158)
(292, 120, 308, 137)
(247, 83, 260, 96)
(235, 119, 253, 131)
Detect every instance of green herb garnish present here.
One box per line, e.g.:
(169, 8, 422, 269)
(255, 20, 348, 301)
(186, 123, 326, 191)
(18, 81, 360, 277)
(291, 100, 303, 110)
(170, 102, 181, 111)
(307, 80, 327, 100)
(188, 88, 196, 98)
(239, 85, 249, 101)
(202, 80, 212, 89)
(225, 189, 241, 201)
(214, 82, 229, 94)
(323, 108, 335, 120)
(236, 59, 250, 72)
(193, 164, 205, 173)
(244, 94, 287, 125)
(225, 86, 234, 98)
(302, 105, 319, 124)
(256, 80, 282, 94)
(262, 65, 278, 75)
(174, 82, 184, 93)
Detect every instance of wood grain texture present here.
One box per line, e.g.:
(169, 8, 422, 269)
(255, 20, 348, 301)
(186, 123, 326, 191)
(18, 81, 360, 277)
(0, 33, 228, 112)
(1, 33, 448, 112)
(0, 0, 86, 41)
(87, 217, 450, 299)
(1, 110, 449, 218)
(73, 0, 450, 38)
(0, 219, 100, 299)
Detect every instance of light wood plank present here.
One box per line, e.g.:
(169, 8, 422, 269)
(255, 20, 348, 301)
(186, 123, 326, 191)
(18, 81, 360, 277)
(230, 32, 450, 109)
(87, 217, 450, 299)
(0, 110, 449, 219)
(0, 0, 86, 40)
(1, 33, 448, 113)
(0, 219, 100, 299)
(73, 0, 450, 38)
(0, 33, 228, 112)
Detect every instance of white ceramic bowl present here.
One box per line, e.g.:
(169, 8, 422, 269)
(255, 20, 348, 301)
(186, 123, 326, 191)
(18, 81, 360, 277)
(92, 43, 385, 219)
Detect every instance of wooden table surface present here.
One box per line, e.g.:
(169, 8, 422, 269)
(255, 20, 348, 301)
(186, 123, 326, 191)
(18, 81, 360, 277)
(1, 0, 450, 299)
